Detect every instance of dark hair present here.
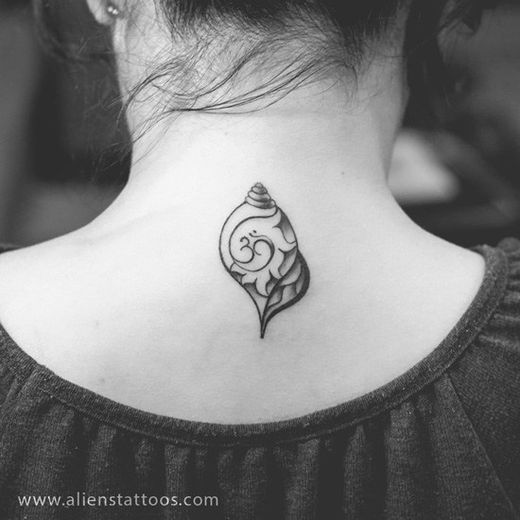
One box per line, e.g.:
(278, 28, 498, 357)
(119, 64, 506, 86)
(33, 0, 500, 116)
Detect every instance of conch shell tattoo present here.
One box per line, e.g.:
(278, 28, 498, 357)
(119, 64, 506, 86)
(219, 183, 310, 338)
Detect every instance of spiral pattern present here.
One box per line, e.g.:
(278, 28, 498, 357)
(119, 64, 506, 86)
(245, 183, 276, 209)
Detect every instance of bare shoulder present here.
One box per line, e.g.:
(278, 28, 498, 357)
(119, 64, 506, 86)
(0, 239, 76, 306)
(0, 237, 91, 363)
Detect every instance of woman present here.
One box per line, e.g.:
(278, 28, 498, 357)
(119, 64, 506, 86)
(0, 1, 517, 519)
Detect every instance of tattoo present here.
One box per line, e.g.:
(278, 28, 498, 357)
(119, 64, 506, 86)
(219, 183, 310, 338)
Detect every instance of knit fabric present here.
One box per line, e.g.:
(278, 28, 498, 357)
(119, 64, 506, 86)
(1, 239, 520, 519)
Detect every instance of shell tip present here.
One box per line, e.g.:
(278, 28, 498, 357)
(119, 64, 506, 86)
(245, 182, 275, 209)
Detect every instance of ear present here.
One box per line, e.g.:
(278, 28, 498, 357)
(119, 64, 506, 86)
(86, 0, 120, 26)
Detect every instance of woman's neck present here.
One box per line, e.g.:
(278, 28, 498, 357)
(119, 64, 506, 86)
(70, 75, 483, 336)
(73, 76, 470, 312)
(83, 74, 408, 234)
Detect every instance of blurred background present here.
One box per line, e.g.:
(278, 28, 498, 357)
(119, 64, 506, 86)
(1, 1, 520, 246)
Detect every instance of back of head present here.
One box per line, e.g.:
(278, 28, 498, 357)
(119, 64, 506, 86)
(37, 0, 495, 122)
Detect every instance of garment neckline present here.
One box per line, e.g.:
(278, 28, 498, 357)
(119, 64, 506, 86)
(0, 243, 509, 446)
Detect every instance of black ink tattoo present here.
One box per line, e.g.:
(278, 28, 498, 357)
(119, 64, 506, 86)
(219, 183, 310, 338)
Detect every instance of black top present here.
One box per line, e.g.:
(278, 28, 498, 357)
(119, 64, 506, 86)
(1, 239, 520, 520)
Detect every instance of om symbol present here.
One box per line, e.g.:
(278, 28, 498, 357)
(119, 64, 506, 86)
(231, 224, 275, 273)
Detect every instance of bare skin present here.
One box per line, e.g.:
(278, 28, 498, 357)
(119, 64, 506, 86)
(0, 7, 485, 423)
